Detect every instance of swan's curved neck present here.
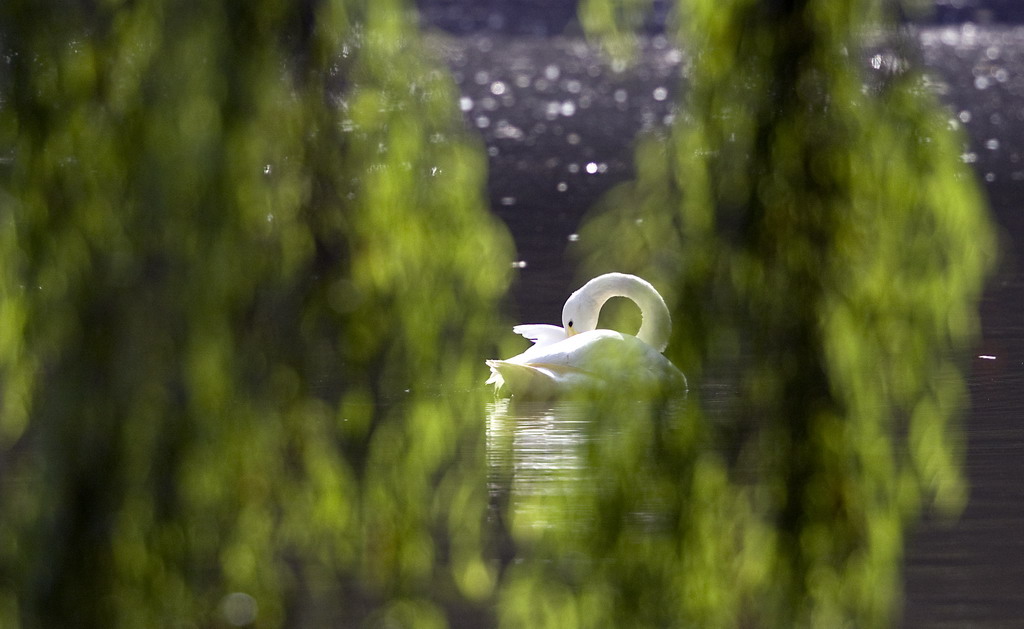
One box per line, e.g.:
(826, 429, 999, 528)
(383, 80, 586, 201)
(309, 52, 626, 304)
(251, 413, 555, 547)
(570, 273, 672, 352)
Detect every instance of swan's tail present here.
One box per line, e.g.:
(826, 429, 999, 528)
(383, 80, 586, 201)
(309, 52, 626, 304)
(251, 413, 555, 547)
(486, 360, 555, 398)
(485, 360, 505, 388)
(485, 359, 583, 400)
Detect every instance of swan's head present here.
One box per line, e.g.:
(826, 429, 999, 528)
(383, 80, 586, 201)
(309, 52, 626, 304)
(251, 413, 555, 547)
(560, 273, 671, 352)
(561, 286, 601, 336)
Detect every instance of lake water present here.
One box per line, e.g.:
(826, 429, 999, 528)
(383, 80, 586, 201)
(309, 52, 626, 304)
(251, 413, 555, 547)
(441, 24, 1024, 628)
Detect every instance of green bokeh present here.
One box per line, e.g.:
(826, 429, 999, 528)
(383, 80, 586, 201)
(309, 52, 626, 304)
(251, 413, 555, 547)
(0, 0, 995, 628)
(0, 1, 511, 626)
(557, 0, 994, 627)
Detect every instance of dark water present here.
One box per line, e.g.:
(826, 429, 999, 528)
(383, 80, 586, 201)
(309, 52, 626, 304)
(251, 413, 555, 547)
(901, 25, 1024, 628)
(433, 32, 681, 320)
(441, 24, 1024, 628)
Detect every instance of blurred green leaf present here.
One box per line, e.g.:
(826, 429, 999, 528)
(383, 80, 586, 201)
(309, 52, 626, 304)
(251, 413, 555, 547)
(0, 0, 511, 627)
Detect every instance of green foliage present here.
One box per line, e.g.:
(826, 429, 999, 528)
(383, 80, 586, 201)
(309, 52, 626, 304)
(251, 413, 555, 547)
(577, 0, 654, 62)
(553, 0, 995, 627)
(0, 0, 510, 627)
(0, 0, 995, 627)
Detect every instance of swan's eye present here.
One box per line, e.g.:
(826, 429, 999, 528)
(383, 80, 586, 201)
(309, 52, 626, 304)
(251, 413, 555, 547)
(567, 320, 574, 328)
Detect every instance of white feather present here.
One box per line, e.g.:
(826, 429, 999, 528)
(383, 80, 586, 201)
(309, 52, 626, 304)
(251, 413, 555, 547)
(486, 273, 686, 399)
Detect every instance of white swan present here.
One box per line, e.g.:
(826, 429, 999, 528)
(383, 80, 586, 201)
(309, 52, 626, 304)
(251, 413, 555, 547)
(486, 272, 686, 399)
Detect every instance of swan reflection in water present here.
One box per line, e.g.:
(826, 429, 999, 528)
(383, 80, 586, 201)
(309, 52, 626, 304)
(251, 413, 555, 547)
(485, 399, 595, 534)
(485, 396, 686, 536)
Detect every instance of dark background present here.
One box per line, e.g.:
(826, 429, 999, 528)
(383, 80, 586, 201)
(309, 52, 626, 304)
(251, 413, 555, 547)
(417, 0, 1024, 36)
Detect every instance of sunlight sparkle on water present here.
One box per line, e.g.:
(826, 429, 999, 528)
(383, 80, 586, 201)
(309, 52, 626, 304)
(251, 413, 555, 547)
(494, 120, 524, 140)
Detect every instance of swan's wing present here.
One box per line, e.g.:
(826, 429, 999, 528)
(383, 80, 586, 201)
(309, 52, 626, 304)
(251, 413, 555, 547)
(510, 331, 688, 392)
(507, 330, 624, 367)
(512, 324, 567, 347)
(486, 330, 687, 399)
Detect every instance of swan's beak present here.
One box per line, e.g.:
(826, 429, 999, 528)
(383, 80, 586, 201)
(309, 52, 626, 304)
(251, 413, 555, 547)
(565, 325, 577, 337)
